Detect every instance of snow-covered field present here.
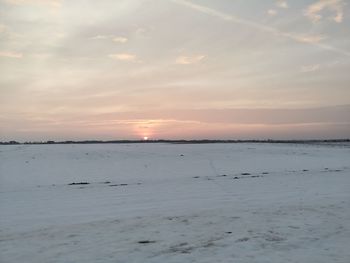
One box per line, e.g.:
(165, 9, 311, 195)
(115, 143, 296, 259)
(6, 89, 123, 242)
(1, 142, 349, 263)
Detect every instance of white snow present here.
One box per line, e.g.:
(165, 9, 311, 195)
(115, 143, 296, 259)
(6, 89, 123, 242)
(1, 143, 349, 262)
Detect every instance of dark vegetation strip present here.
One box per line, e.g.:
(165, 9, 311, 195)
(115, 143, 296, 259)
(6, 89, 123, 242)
(1, 139, 349, 145)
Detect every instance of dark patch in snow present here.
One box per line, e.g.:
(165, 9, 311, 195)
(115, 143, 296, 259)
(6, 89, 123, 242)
(264, 235, 286, 242)
(288, 225, 300, 229)
(236, 237, 250, 242)
(68, 182, 90, 185)
(167, 242, 194, 254)
(138, 240, 156, 244)
(109, 184, 128, 187)
(232, 175, 262, 180)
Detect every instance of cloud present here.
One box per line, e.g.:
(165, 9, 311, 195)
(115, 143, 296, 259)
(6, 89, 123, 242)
(0, 24, 7, 34)
(268, 1, 288, 16)
(4, 0, 62, 8)
(171, 0, 350, 56)
(0, 51, 23, 58)
(267, 9, 278, 16)
(301, 64, 321, 73)
(113, 37, 128, 43)
(300, 59, 344, 73)
(297, 34, 327, 44)
(176, 55, 206, 65)
(276, 0, 289, 9)
(304, 0, 345, 23)
(90, 35, 113, 40)
(108, 53, 137, 62)
(92, 105, 350, 126)
(90, 35, 128, 43)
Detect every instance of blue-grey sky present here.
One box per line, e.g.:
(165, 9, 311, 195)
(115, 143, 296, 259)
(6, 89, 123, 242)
(0, 0, 349, 140)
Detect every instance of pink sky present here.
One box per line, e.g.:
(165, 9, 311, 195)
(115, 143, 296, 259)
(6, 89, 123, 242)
(0, 0, 349, 140)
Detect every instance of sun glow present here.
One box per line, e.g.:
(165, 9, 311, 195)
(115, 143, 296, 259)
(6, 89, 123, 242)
(143, 136, 149, 141)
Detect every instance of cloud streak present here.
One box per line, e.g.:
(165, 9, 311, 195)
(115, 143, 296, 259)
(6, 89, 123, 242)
(176, 55, 206, 65)
(90, 105, 350, 127)
(0, 24, 7, 33)
(90, 35, 114, 40)
(90, 35, 128, 43)
(4, 0, 62, 8)
(304, 0, 345, 23)
(267, 9, 278, 16)
(113, 37, 128, 43)
(0, 51, 23, 58)
(108, 53, 138, 62)
(276, 0, 289, 9)
(171, 0, 350, 56)
(301, 64, 321, 73)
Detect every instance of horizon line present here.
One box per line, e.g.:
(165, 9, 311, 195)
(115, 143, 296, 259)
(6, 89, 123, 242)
(2, 138, 349, 145)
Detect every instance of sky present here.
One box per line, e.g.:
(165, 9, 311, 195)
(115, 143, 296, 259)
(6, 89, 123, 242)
(0, 0, 349, 141)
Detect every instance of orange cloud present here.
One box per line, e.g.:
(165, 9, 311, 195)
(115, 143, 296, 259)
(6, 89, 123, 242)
(0, 51, 23, 58)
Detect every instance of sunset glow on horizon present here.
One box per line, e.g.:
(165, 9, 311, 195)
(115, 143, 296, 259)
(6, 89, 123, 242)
(0, 0, 349, 141)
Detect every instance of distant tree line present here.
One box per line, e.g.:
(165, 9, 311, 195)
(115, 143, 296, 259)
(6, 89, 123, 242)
(0, 139, 349, 145)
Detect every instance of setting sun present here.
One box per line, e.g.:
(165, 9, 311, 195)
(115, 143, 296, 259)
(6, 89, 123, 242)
(143, 136, 149, 141)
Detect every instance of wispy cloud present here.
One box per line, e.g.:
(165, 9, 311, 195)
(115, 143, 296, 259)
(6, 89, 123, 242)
(90, 35, 128, 43)
(0, 24, 7, 34)
(276, 0, 289, 9)
(304, 0, 345, 23)
(108, 53, 138, 62)
(92, 105, 350, 126)
(112, 37, 128, 43)
(171, 0, 350, 56)
(267, 1, 288, 16)
(90, 35, 113, 40)
(300, 59, 344, 73)
(297, 34, 327, 44)
(4, 0, 62, 8)
(267, 9, 278, 16)
(176, 55, 206, 65)
(0, 51, 23, 58)
(301, 64, 321, 73)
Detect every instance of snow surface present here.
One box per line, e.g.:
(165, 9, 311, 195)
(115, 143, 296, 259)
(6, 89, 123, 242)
(1, 143, 350, 263)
